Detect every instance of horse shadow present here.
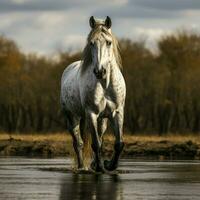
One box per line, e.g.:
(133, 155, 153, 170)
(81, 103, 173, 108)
(59, 173, 123, 200)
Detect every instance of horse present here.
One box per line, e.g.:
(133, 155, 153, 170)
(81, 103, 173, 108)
(60, 16, 126, 172)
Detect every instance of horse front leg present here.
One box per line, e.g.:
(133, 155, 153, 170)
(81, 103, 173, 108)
(87, 112, 104, 172)
(104, 109, 124, 171)
(97, 118, 108, 144)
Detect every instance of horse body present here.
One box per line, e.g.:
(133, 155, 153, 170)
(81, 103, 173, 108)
(60, 16, 126, 172)
(61, 61, 83, 117)
(61, 59, 125, 119)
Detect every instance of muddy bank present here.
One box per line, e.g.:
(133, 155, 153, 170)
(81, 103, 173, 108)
(0, 137, 200, 159)
(0, 138, 70, 157)
(122, 140, 200, 159)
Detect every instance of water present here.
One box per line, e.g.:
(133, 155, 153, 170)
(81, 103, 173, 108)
(0, 157, 200, 200)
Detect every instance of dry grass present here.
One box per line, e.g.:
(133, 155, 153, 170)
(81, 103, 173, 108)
(0, 132, 200, 159)
(123, 134, 200, 144)
(0, 132, 71, 142)
(0, 132, 200, 144)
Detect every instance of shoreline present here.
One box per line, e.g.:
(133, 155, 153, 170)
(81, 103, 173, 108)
(0, 133, 200, 159)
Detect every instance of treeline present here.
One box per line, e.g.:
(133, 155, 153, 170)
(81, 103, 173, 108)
(0, 31, 200, 134)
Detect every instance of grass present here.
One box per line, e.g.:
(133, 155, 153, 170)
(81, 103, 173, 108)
(0, 132, 200, 159)
(123, 134, 200, 144)
(0, 132, 71, 142)
(0, 132, 200, 144)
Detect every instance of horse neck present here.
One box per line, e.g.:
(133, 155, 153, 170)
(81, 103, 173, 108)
(101, 58, 120, 89)
(109, 59, 121, 82)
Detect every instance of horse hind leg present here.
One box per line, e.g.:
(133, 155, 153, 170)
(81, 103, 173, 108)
(80, 117, 91, 168)
(71, 124, 84, 169)
(64, 112, 84, 169)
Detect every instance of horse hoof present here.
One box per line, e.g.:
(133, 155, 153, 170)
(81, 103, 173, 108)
(77, 167, 86, 171)
(104, 160, 117, 171)
(90, 160, 96, 171)
(90, 161, 105, 173)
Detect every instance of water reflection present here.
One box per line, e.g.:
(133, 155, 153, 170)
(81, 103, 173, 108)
(59, 174, 123, 200)
(1, 158, 200, 200)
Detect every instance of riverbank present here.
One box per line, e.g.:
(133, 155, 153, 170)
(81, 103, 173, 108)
(0, 133, 200, 159)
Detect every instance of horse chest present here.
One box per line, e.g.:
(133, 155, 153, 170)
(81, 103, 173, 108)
(80, 65, 125, 116)
(93, 85, 123, 117)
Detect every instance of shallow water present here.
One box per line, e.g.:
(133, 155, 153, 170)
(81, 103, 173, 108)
(0, 157, 200, 200)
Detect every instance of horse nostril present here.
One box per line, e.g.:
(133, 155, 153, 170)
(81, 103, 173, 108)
(102, 68, 106, 74)
(93, 68, 98, 75)
(93, 67, 106, 79)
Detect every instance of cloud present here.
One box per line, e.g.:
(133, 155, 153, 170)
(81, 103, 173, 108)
(132, 0, 200, 11)
(0, 0, 127, 12)
(133, 27, 171, 50)
(0, 0, 200, 55)
(93, 5, 180, 19)
(0, 10, 89, 54)
(134, 27, 168, 38)
(2, 0, 200, 13)
(0, 0, 88, 12)
(92, 0, 191, 20)
(61, 34, 86, 51)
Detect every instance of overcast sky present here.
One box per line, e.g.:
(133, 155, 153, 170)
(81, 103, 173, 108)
(0, 0, 200, 55)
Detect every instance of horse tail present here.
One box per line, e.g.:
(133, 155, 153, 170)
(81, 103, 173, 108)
(80, 117, 92, 168)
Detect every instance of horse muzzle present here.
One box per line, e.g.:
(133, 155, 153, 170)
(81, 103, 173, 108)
(93, 68, 106, 79)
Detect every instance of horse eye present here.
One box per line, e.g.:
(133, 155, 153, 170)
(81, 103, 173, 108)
(106, 41, 111, 46)
(90, 41, 94, 46)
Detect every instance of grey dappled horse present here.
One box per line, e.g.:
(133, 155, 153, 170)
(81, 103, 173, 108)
(60, 16, 126, 172)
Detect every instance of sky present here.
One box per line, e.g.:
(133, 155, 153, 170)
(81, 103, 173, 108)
(0, 0, 200, 55)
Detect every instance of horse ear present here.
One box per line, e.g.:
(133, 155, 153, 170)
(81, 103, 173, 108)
(105, 16, 112, 29)
(89, 16, 96, 29)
